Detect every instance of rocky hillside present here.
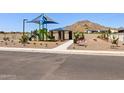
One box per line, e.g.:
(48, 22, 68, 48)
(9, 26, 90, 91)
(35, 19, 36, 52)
(64, 20, 116, 32)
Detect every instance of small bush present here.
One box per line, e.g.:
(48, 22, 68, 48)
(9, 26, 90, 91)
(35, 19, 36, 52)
(40, 43, 42, 46)
(33, 42, 36, 44)
(19, 35, 29, 44)
(97, 36, 101, 38)
(3, 37, 10, 41)
(56, 43, 58, 45)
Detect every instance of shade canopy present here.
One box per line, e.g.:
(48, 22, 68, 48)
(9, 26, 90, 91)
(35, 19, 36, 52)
(27, 14, 58, 25)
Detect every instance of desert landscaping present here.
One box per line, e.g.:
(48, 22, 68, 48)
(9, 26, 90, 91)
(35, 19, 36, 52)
(0, 14, 124, 51)
(68, 33, 124, 51)
(0, 33, 66, 49)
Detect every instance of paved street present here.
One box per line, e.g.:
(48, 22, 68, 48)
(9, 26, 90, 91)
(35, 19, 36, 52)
(0, 51, 124, 80)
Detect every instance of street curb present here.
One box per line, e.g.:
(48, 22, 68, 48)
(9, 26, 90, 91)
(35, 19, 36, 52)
(0, 47, 124, 56)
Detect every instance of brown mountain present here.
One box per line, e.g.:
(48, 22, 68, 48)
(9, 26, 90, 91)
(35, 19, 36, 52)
(64, 20, 116, 32)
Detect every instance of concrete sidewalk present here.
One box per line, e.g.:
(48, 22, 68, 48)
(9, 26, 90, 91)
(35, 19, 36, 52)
(53, 40, 73, 50)
(0, 47, 124, 56)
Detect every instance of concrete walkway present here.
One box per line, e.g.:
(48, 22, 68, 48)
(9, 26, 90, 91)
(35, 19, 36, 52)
(53, 40, 73, 50)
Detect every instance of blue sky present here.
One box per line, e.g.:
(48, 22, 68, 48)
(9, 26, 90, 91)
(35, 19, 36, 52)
(0, 13, 124, 32)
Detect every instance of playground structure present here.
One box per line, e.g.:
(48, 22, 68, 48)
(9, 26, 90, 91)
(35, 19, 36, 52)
(29, 29, 50, 41)
(24, 14, 58, 41)
(23, 14, 73, 42)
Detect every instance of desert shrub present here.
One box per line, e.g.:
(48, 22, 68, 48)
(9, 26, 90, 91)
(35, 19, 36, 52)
(111, 35, 119, 46)
(98, 30, 111, 41)
(33, 42, 36, 47)
(74, 31, 85, 43)
(3, 37, 10, 41)
(19, 35, 29, 44)
(27, 42, 30, 44)
(0, 31, 5, 34)
(40, 43, 42, 46)
(56, 43, 58, 45)
(97, 36, 101, 38)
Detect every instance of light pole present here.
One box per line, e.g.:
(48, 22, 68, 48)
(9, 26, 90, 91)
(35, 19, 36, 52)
(23, 19, 28, 36)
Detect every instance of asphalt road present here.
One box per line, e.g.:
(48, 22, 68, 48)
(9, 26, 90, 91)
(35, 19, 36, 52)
(0, 51, 124, 80)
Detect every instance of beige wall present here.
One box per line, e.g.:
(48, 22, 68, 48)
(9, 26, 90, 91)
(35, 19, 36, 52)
(0, 33, 23, 41)
(52, 31, 71, 40)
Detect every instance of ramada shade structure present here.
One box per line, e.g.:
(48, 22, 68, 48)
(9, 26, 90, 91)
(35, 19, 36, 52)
(49, 27, 73, 40)
(50, 27, 66, 31)
(27, 14, 58, 29)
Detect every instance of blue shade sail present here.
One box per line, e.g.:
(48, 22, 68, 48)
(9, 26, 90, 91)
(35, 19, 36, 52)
(27, 14, 58, 24)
